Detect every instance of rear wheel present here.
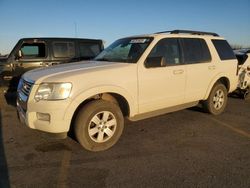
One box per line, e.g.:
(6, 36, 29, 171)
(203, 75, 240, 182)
(203, 83, 228, 115)
(74, 100, 124, 151)
(244, 89, 250, 100)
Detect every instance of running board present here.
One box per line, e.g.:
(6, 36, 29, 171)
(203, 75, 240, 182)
(129, 101, 199, 121)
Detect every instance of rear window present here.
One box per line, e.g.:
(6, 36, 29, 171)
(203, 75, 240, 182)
(181, 38, 211, 64)
(79, 43, 101, 59)
(212, 40, 236, 60)
(53, 42, 75, 58)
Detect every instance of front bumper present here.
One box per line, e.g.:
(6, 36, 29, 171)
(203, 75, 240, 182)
(17, 101, 27, 125)
(17, 94, 72, 134)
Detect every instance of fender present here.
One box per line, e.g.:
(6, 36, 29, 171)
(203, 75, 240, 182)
(63, 85, 137, 122)
(203, 72, 231, 99)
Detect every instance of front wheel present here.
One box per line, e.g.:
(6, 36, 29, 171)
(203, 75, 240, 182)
(203, 83, 228, 115)
(74, 100, 124, 151)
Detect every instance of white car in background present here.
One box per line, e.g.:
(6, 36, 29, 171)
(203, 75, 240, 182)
(234, 49, 250, 99)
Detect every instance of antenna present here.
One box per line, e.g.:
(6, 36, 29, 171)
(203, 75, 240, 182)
(74, 22, 78, 37)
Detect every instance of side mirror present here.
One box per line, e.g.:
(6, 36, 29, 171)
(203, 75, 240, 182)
(145, 56, 167, 68)
(15, 50, 23, 60)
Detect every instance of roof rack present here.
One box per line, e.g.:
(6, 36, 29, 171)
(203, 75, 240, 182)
(155, 30, 219, 37)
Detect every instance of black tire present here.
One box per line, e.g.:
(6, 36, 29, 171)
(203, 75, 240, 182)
(244, 89, 250, 100)
(74, 100, 124, 151)
(203, 83, 228, 115)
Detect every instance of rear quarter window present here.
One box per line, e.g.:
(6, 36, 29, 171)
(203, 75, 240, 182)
(212, 40, 236, 60)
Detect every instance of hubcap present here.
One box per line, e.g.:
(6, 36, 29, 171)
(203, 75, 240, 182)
(88, 111, 117, 143)
(213, 89, 225, 110)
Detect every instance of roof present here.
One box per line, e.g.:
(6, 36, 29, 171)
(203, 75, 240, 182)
(19, 37, 103, 42)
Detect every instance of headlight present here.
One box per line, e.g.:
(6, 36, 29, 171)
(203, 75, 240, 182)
(34, 83, 72, 101)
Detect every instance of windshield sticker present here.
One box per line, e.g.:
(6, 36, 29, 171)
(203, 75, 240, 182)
(130, 39, 148, 44)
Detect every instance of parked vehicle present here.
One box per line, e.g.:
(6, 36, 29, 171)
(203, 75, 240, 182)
(17, 30, 238, 151)
(0, 38, 103, 90)
(234, 49, 250, 99)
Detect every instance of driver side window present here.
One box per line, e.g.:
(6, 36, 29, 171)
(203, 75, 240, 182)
(20, 43, 46, 59)
(147, 38, 182, 66)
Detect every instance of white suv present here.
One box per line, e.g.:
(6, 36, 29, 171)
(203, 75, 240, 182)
(17, 30, 238, 151)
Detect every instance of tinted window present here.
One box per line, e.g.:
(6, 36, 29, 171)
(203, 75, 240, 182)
(79, 43, 101, 59)
(182, 38, 211, 64)
(212, 40, 236, 60)
(147, 38, 182, 65)
(53, 42, 75, 58)
(20, 43, 46, 58)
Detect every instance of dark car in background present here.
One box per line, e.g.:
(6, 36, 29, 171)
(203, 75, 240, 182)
(0, 37, 104, 90)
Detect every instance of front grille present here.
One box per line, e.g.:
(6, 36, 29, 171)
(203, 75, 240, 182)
(17, 78, 34, 112)
(18, 79, 34, 97)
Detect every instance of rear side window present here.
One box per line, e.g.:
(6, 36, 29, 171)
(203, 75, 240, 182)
(79, 43, 101, 59)
(20, 43, 46, 58)
(53, 42, 75, 58)
(182, 38, 211, 64)
(212, 40, 236, 60)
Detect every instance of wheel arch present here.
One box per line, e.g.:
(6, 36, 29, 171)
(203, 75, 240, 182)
(64, 86, 136, 132)
(204, 75, 230, 99)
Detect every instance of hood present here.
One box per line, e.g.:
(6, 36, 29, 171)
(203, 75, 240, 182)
(23, 60, 130, 83)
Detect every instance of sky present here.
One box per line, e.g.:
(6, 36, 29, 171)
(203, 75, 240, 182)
(0, 0, 250, 55)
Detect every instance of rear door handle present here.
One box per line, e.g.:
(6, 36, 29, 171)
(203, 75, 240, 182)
(208, 65, 216, 70)
(173, 69, 184, 75)
(42, 62, 60, 66)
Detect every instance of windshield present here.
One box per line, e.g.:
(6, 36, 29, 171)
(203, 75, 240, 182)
(95, 37, 152, 63)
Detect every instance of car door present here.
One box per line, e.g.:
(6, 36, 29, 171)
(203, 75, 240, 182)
(181, 38, 216, 103)
(13, 41, 49, 78)
(138, 38, 186, 113)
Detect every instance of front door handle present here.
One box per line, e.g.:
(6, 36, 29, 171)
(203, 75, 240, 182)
(173, 69, 184, 75)
(14, 62, 22, 67)
(40, 62, 50, 67)
(51, 62, 60, 66)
